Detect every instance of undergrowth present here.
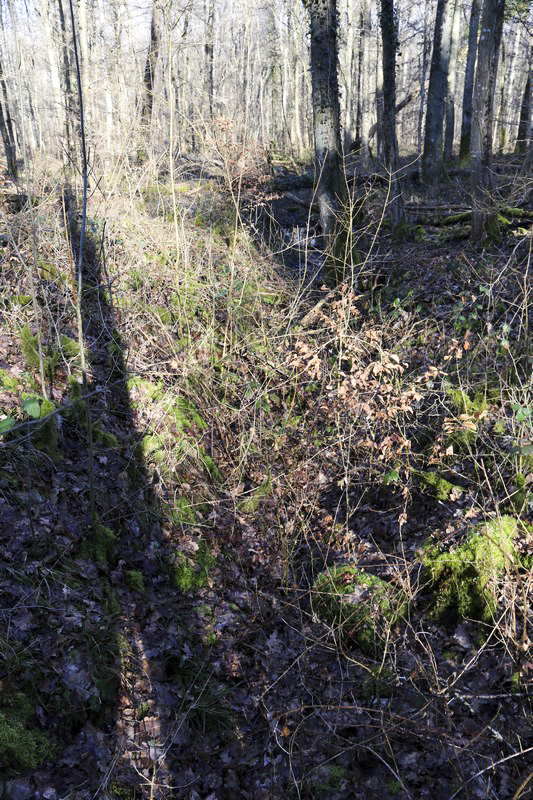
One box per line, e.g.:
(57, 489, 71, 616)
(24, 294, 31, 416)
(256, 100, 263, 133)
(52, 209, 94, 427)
(0, 163, 531, 798)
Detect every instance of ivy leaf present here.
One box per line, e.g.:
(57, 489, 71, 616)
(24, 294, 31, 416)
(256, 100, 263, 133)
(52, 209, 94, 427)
(23, 397, 41, 419)
(0, 417, 15, 434)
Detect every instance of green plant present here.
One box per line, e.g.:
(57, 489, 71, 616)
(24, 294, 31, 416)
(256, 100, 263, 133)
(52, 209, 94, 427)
(416, 471, 462, 502)
(362, 665, 395, 699)
(421, 516, 518, 621)
(80, 520, 118, 565)
(0, 692, 58, 772)
(125, 570, 145, 592)
(313, 565, 407, 654)
(169, 539, 215, 592)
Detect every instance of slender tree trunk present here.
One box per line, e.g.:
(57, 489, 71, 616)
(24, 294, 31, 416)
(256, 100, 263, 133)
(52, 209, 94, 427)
(57, 0, 75, 161)
(514, 45, 531, 155)
(375, 25, 385, 160)
(497, 40, 506, 154)
(417, 0, 431, 163)
(308, 0, 345, 238)
(78, 0, 90, 130)
(470, 0, 506, 243)
(360, 1, 371, 164)
(443, 0, 461, 162)
(459, 0, 481, 164)
(422, 0, 454, 184)
(380, 0, 406, 237)
(0, 56, 17, 178)
(141, 0, 163, 130)
(42, 0, 65, 160)
(354, 5, 364, 149)
(343, 0, 357, 151)
(205, 0, 215, 120)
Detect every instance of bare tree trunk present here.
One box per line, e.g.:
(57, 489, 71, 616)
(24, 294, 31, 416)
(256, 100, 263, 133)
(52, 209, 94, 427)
(57, 0, 76, 161)
(470, 0, 506, 243)
(42, 0, 65, 160)
(360, 1, 372, 164)
(309, 0, 345, 238)
(380, 0, 406, 237)
(375, 25, 384, 160)
(497, 40, 506, 154)
(459, 0, 481, 164)
(342, 0, 357, 151)
(78, 0, 90, 130)
(0, 55, 17, 179)
(417, 0, 431, 163)
(422, 0, 454, 184)
(514, 45, 531, 155)
(443, 0, 461, 162)
(141, 0, 163, 131)
(205, 0, 215, 120)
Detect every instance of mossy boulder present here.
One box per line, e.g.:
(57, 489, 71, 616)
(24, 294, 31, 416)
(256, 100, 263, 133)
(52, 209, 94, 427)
(312, 565, 407, 654)
(421, 515, 518, 622)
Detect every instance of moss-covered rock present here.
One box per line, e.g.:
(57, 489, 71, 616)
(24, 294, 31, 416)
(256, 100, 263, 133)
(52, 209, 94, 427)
(313, 565, 407, 654)
(421, 515, 518, 622)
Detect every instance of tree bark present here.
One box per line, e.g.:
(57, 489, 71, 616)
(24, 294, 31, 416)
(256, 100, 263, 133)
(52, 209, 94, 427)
(380, 0, 406, 236)
(417, 0, 431, 163)
(57, 0, 76, 161)
(422, 0, 454, 184)
(497, 40, 506, 154)
(459, 0, 481, 164)
(205, 0, 215, 120)
(443, 0, 461, 162)
(0, 56, 17, 179)
(470, 0, 506, 243)
(308, 0, 346, 239)
(78, 0, 90, 130)
(141, 0, 163, 130)
(514, 45, 532, 155)
(375, 26, 384, 160)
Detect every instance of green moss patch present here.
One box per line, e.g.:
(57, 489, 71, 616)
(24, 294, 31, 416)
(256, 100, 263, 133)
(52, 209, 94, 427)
(93, 421, 119, 448)
(447, 387, 488, 416)
(238, 475, 272, 513)
(421, 515, 518, 622)
(0, 369, 19, 391)
(0, 692, 58, 773)
(125, 570, 144, 592)
(165, 395, 207, 431)
(80, 520, 118, 565)
(417, 471, 463, 502)
(313, 565, 407, 654)
(170, 539, 215, 592)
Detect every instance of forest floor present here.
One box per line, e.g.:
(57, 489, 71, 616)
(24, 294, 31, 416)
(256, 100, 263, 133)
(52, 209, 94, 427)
(0, 155, 532, 800)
